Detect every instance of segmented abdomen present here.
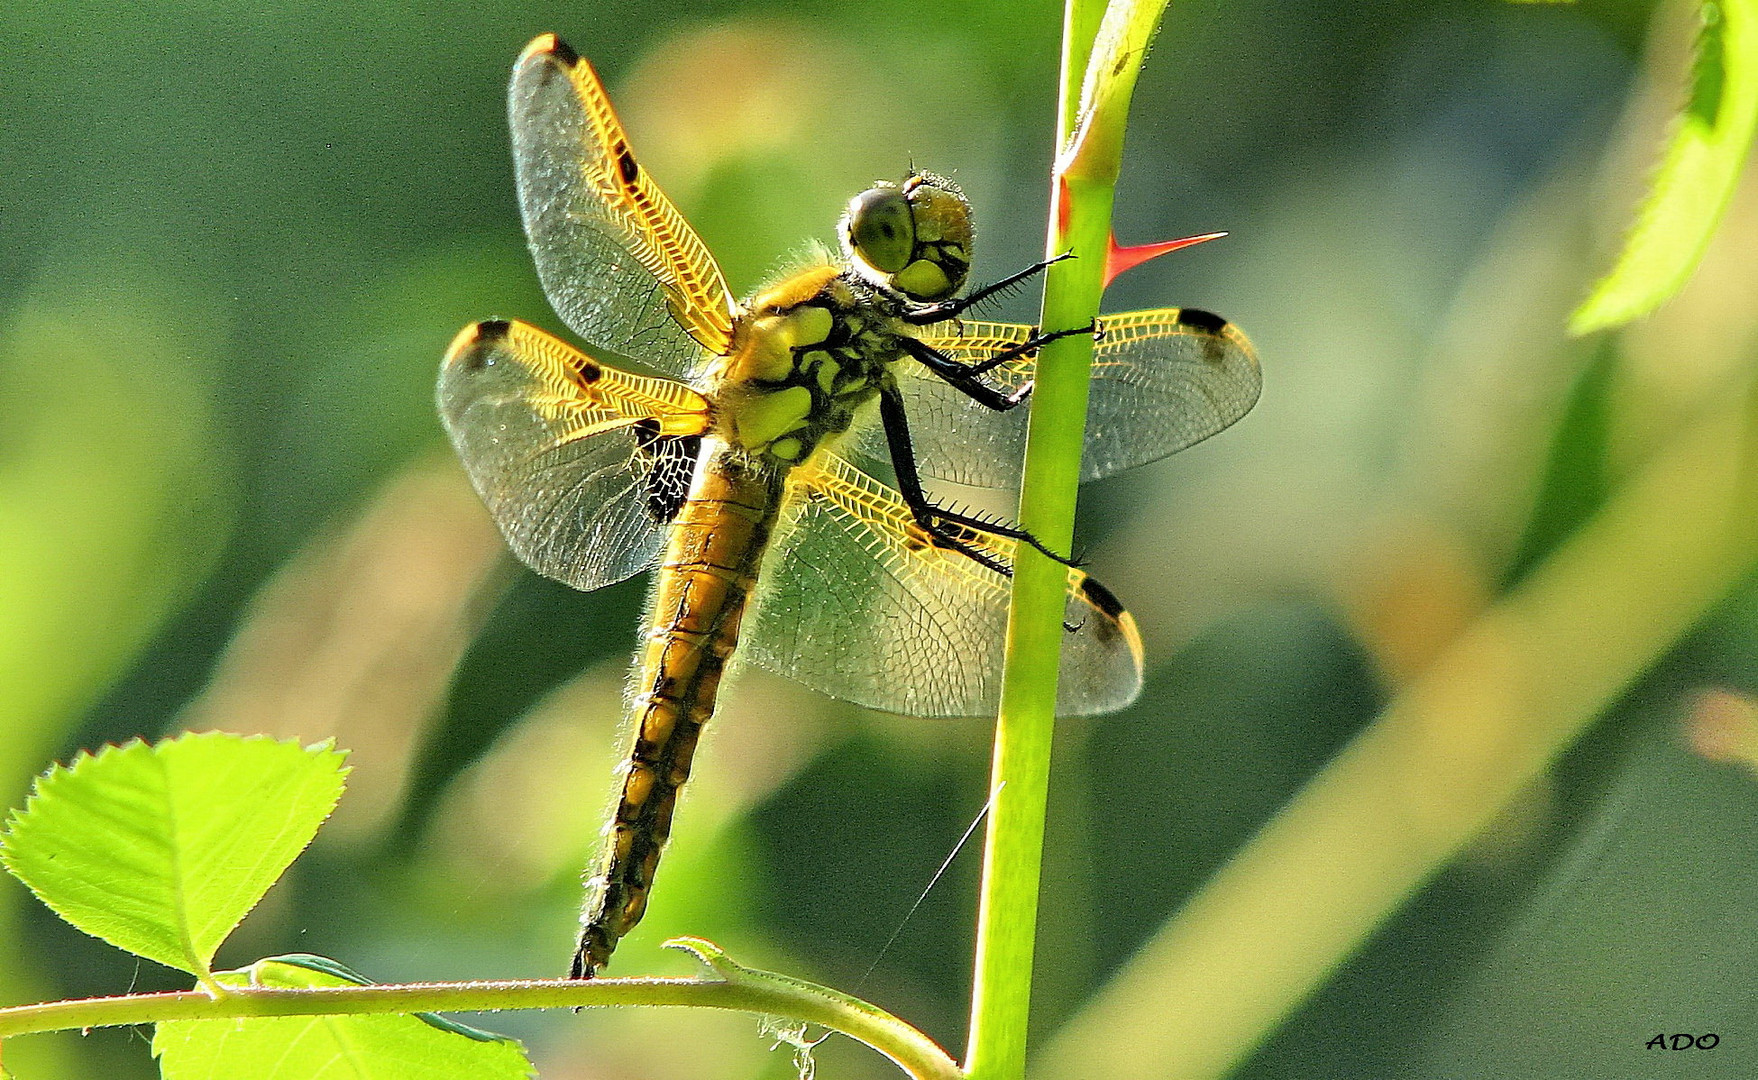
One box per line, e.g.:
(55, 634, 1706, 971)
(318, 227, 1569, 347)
(572, 444, 783, 977)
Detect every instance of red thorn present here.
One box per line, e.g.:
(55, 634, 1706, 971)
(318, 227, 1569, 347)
(1103, 230, 1226, 288)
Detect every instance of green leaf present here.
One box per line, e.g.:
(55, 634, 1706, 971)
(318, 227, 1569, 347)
(1570, 0, 1758, 334)
(0, 733, 348, 979)
(152, 958, 534, 1080)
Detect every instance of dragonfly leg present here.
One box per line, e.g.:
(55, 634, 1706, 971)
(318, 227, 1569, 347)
(900, 251, 1075, 325)
(878, 386, 1077, 570)
(898, 320, 1098, 415)
(960, 321, 1097, 377)
(899, 337, 1032, 412)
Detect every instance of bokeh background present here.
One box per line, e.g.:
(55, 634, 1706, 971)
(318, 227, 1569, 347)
(5, 0, 1758, 1077)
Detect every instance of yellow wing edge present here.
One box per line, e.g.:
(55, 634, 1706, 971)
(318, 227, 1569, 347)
(518, 33, 738, 356)
(1095, 306, 1259, 368)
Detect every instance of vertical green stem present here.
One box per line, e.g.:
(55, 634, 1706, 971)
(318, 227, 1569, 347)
(964, 3, 1114, 1077)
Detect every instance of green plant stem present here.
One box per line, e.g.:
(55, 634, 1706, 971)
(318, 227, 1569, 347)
(962, 147, 1114, 1080)
(0, 945, 961, 1080)
(965, 2, 1149, 1077)
(1035, 374, 1758, 1079)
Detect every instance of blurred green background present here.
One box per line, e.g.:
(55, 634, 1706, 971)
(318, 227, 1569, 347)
(5, 0, 1758, 1077)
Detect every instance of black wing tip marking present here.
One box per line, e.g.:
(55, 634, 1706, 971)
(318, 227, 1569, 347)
(548, 35, 581, 66)
(521, 33, 580, 68)
(445, 319, 511, 372)
(1175, 307, 1229, 334)
(1074, 574, 1145, 667)
(1077, 575, 1128, 620)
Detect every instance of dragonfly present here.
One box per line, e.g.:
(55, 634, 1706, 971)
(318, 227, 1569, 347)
(438, 33, 1261, 978)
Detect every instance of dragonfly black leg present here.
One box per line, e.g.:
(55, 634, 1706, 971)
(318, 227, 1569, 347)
(901, 252, 1075, 325)
(878, 385, 1076, 571)
(961, 321, 1097, 378)
(900, 322, 1099, 415)
(899, 337, 1031, 412)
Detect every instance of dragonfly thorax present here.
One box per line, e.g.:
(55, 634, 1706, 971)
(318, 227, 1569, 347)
(712, 264, 911, 465)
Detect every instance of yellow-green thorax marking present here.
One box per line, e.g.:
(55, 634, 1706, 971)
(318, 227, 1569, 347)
(713, 269, 890, 462)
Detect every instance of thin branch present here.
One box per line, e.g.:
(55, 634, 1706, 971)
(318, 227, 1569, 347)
(0, 940, 962, 1080)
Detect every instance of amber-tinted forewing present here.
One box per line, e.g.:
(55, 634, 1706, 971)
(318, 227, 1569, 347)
(740, 452, 1142, 718)
(849, 308, 1261, 489)
(510, 34, 736, 376)
(438, 318, 712, 591)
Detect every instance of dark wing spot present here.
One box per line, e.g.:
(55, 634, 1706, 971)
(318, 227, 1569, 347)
(576, 359, 603, 383)
(635, 432, 699, 524)
(547, 35, 581, 67)
(1077, 576, 1128, 620)
(454, 320, 510, 371)
(616, 146, 640, 185)
(1175, 308, 1229, 334)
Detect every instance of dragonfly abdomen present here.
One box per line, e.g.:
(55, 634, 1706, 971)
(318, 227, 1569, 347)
(573, 444, 785, 978)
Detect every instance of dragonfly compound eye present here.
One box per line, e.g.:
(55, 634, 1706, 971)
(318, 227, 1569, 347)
(843, 185, 916, 277)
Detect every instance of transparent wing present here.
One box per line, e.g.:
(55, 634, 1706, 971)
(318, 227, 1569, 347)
(510, 34, 736, 377)
(740, 452, 1142, 718)
(848, 308, 1261, 489)
(438, 319, 712, 591)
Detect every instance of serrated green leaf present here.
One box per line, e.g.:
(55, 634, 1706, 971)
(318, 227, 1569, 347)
(152, 958, 534, 1080)
(1571, 0, 1758, 334)
(0, 733, 347, 978)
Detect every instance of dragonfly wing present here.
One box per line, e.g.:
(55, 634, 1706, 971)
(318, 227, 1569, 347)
(848, 308, 1260, 488)
(438, 319, 713, 591)
(1078, 307, 1261, 478)
(741, 451, 1142, 717)
(510, 34, 736, 377)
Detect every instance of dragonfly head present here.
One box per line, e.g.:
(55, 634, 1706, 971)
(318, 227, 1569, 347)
(840, 171, 972, 303)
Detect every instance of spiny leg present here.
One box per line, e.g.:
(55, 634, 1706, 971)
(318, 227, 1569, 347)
(900, 323, 1098, 414)
(900, 336, 1032, 412)
(901, 251, 1075, 325)
(878, 385, 1076, 570)
(961, 321, 1098, 377)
